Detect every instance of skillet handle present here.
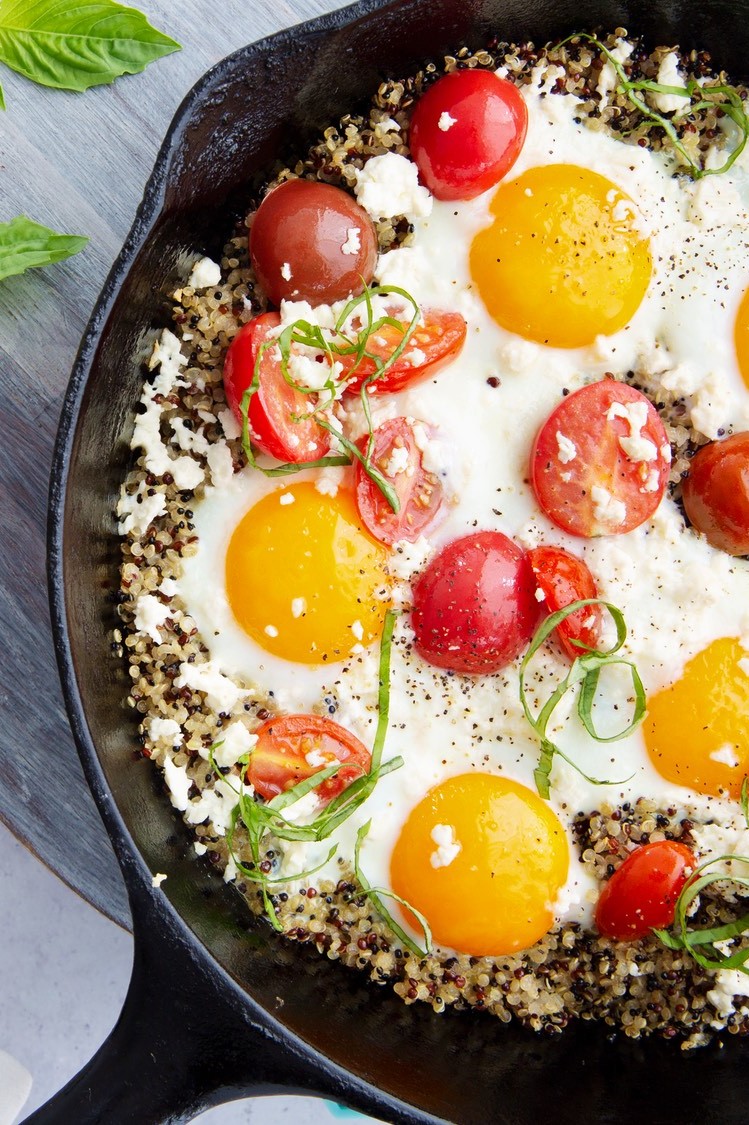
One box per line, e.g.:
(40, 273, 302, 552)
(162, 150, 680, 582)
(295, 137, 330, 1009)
(21, 875, 331, 1124)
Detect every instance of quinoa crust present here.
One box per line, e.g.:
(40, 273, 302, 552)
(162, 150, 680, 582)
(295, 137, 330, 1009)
(117, 30, 749, 1047)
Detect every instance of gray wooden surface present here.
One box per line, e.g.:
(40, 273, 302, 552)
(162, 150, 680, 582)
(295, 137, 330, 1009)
(0, 0, 346, 929)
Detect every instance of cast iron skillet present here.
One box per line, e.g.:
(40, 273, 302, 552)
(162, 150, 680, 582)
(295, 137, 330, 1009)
(38, 0, 749, 1121)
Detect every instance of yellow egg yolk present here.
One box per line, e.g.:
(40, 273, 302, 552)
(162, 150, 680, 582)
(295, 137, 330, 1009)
(470, 164, 652, 348)
(644, 637, 749, 799)
(389, 773, 569, 956)
(734, 283, 749, 391)
(225, 483, 389, 664)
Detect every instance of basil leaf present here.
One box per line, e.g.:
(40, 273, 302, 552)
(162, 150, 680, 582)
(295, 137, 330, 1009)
(0, 0, 180, 93)
(0, 215, 87, 280)
(0, 80, 5, 109)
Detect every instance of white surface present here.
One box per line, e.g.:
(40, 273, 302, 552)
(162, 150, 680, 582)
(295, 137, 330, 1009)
(0, 819, 382, 1124)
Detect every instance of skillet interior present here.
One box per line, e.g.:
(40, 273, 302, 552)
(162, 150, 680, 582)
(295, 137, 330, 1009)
(51, 0, 749, 1120)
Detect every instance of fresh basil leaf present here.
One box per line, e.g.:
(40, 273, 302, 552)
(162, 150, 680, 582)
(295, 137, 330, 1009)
(0, 79, 5, 109)
(0, 215, 87, 280)
(0, 0, 180, 93)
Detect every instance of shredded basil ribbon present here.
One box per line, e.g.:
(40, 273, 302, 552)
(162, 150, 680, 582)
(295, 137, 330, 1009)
(519, 598, 645, 798)
(239, 283, 419, 512)
(654, 854, 749, 974)
(354, 820, 433, 959)
(563, 33, 748, 179)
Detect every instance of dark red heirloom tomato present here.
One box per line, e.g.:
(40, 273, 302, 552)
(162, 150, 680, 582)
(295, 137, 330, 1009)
(527, 546, 602, 659)
(530, 380, 670, 537)
(342, 310, 466, 395)
(247, 715, 371, 805)
(222, 312, 331, 463)
(595, 840, 694, 941)
(354, 417, 445, 545)
(681, 431, 749, 556)
(409, 69, 528, 201)
(250, 179, 377, 307)
(411, 531, 540, 674)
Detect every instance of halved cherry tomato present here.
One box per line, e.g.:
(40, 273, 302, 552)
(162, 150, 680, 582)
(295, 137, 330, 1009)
(530, 380, 670, 537)
(354, 417, 445, 545)
(222, 312, 331, 464)
(528, 546, 602, 660)
(595, 840, 695, 941)
(247, 714, 371, 804)
(681, 431, 749, 556)
(409, 70, 528, 201)
(250, 179, 378, 307)
(412, 531, 540, 674)
(341, 310, 466, 396)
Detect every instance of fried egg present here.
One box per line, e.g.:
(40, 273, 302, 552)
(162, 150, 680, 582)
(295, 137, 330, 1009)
(174, 57, 749, 956)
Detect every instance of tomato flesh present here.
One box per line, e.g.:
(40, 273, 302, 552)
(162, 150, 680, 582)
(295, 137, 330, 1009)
(595, 840, 694, 941)
(410, 70, 528, 201)
(355, 417, 445, 545)
(342, 310, 466, 395)
(250, 179, 378, 307)
(247, 714, 371, 804)
(681, 431, 749, 556)
(222, 312, 331, 463)
(528, 546, 602, 659)
(531, 380, 670, 537)
(412, 531, 540, 674)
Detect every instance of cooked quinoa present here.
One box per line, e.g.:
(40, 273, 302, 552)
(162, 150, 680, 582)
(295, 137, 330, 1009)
(117, 30, 749, 1046)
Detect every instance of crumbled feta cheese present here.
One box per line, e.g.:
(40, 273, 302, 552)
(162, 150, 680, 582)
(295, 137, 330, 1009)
(133, 593, 170, 644)
(147, 716, 183, 747)
(210, 721, 257, 769)
(405, 347, 426, 367)
(556, 431, 577, 464)
(175, 661, 250, 714)
(265, 624, 279, 638)
(170, 456, 204, 491)
(171, 417, 210, 455)
(591, 485, 627, 528)
(607, 401, 658, 462)
(281, 261, 293, 281)
(438, 111, 457, 131)
(151, 872, 168, 888)
(206, 442, 234, 488)
(194, 841, 207, 856)
(183, 778, 245, 837)
(305, 748, 331, 768)
(535, 587, 546, 603)
(218, 407, 241, 441)
(279, 491, 295, 505)
(117, 481, 167, 537)
(430, 824, 461, 868)
(291, 597, 306, 618)
(354, 152, 433, 222)
(384, 443, 412, 477)
(351, 620, 364, 641)
(188, 256, 221, 290)
(651, 52, 691, 114)
(341, 227, 361, 255)
(315, 468, 341, 496)
(707, 970, 749, 1019)
(159, 577, 178, 597)
(163, 756, 192, 811)
(411, 422, 445, 475)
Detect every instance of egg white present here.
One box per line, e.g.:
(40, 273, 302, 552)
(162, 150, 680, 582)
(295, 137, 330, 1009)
(177, 63, 749, 941)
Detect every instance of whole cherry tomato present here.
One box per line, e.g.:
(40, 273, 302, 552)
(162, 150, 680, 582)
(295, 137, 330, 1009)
(527, 546, 602, 659)
(222, 312, 331, 463)
(530, 380, 670, 537)
(354, 417, 445, 545)
(250, 179, 378, 306)
(411, 531, 540, 674)
(409, 69, 528, 201)
(247, 714, 371, 804)
(681, 431, 749, 556)
(341, 310, 466, 395)
(595, 840, 695, 941)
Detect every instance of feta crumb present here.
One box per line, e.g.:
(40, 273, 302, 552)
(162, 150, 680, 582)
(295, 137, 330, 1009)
(651, 52, 691, 114)
(147, 717, 183, 747)
(188, 256, 221, 290)
(535, 587, 546, 603)
(291, 597, 307, 618)
(351, 619, 364, 641)
(211, 721, 257, 769)
(707, 969, 749, 1019)
(281, 261, 293, 281)
(591, 485, 627, 528)
(341, 227, 361, 255)
(264, 624, 279, 638)
(315, 468, 341, 496)
(171, 417, 210, 455)
(134, 593, 170, 644)
(151, 872, 167, 888)
(279, 491, 295, 506)
(384, 443, 411, 477)
(117, 481, 167, 537)
(218, 407, 241, 441)
(206, 442, 234, 488)
(163, 756, 192, 811)
(556, 431, 577, 464)
(194, 841, 207, 856)
(354, 152, 433, 222)
(607, 400, 658, 462)
(175, 661, 249, 714)
(438, 111, 457, 131)
(406, 347, 427, 367)
(430, 824, 461, 868)
(305, 748, 331, 768)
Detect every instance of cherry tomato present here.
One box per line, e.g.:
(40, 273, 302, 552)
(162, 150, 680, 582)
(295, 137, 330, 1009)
(222, 312, 331, 464)
(530, 380, 670, 537)
(247, 714, 371, 804)
(411, 531, 540, 674)
(595, 840, 695, 941)
(354, 418, 445, 545)
(249, 179, 377, 307)
(409, 70, 528, 201)
(528, 546, 602, 659)
(341, 310, 466, 395)
(681, 431, 749, 556)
